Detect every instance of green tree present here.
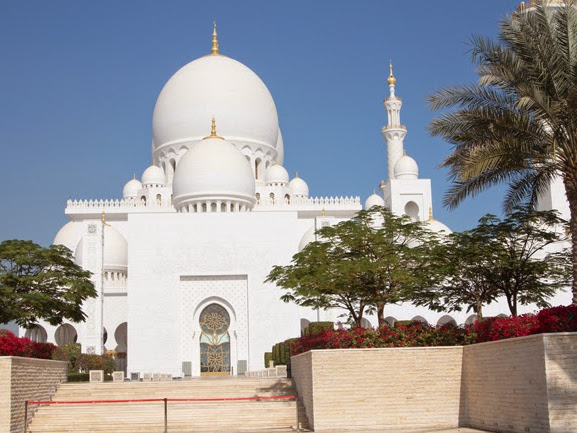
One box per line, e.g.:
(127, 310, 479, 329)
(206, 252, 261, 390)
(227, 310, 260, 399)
(266, 206, 441, 327)
(411, 206, 569, 317)
(411, 228, 499, 319)
(0, 240, 96, 327)
(484, 206, 570, 316)
(427, 1, 577, 303)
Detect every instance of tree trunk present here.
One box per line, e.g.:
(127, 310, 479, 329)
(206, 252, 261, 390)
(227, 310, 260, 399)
(563, 176, 577, 305)
(377, 302, 386, 328)
(475, 298, 483, 320)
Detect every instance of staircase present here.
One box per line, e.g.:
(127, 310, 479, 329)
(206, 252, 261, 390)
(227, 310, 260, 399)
(27, 377, 307, 433)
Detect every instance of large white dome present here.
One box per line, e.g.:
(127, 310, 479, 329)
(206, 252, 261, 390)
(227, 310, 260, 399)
(152, 54, 279, 158)
(75, 225, 127, 271)
(53, 221, 81, 253)
(172, 135, 256, 212)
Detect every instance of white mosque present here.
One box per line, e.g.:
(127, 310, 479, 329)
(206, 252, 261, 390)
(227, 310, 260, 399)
(20, 22, 571, 376)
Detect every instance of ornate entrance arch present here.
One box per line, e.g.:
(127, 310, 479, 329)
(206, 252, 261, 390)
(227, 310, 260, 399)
(199, 303, 231, 376)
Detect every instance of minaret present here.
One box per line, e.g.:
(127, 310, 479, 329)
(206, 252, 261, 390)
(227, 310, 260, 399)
(382, 63, 407, 180)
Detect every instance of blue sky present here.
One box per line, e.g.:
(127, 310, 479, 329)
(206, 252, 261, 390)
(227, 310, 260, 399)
(0, 1, 523, 246)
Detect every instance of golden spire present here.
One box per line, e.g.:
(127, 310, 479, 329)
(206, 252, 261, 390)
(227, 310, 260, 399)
(204, 116, 224, 140)
(322, 208, 326, 217)
(387, 62, 397, 86)
(211, 21, 219, 55)
(101, 210, 106, 224)
(295, 171, 299, 178)
(428, 207, 434, 221)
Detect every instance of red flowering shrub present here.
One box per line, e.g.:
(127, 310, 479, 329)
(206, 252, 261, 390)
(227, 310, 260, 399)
(0, 330, 56, 359)
(289, 305, 577, 355)
(471, 314, 539, 342)
(536, 304, 577, 333)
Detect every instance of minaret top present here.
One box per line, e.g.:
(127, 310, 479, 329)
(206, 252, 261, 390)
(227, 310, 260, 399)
(211, 21, 219, 55)
(204, 117, 224, 140)
(387, 63, 397, 86)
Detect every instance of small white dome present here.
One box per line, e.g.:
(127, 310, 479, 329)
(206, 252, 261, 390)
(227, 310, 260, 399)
(394, 155, 419, 180)
(53, 221, 81, 253)
(424, 218, 452, 235)
(288, 175, 309, 197)
(266, 163, 289, 186)
(123, 177, 142, 198)
(172, 136, 256, 211)
(364, 193, 385, 210)
(142, 165, 166, 187)
(75, 225, 128, 271)
(298, 226, 316, 252)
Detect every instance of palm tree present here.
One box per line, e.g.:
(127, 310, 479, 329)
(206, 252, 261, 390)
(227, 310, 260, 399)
(428, 0, 577, 304)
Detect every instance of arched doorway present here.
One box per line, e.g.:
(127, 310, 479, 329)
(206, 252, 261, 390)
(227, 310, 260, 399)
(199, 304, 231, 376)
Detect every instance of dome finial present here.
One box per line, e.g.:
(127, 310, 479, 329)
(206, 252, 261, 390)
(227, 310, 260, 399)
(387, 62, 397, 86)
(428, 207, 433, 221)
(204, 116, 224, 140)
(211, 21, 219, 55)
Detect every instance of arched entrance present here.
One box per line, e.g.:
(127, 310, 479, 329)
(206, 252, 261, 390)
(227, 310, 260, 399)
(199, 303, 231, 376)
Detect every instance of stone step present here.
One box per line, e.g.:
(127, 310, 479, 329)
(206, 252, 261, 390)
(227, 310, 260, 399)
(28, 378, 307, 433)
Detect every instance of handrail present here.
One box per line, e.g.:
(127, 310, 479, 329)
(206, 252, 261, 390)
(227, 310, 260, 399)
(28, 394, 297, 405)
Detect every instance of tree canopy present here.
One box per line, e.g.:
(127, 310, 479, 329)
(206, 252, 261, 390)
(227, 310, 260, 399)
(0, 240, 96, 327)
(428, 1, 577, 303)
(412, 206, 570, 317)
(266, 206, 441, 327)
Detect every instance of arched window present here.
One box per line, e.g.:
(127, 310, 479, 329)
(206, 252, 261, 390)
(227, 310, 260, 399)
(284, 194, 290, 204)
(170, 159, 176, 173)
(411, 316, 428, 325)
(269, 193, 275, 204)
(141, 196, 147, 205)
(202, 203, 207, 213)
(156, 194, 162, 205)
(256, 193, 260, 203)
(255, 159, 262, 180)
(437, 315, 457, 327)
(211, 202, 217, 213)
(221, 203, 226, 212)
(384, 316, 396, 327)
(114, 322, 128, 353)
(360, 318, 372, 329)
(404, 201, 420, 221)
(55, 324, 78, 346)
(25, 325, 48, 343)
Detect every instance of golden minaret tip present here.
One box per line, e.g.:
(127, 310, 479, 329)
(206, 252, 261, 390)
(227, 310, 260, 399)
(204, 116, 224, 140)
(211, 21, 219, 55)
(387, 62, 396, 86)
(428, 207, 434, 221)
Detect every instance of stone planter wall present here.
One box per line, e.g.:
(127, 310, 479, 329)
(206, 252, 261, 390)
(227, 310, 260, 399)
(291, 333, 577, 432)
(0, 356, 68, 433)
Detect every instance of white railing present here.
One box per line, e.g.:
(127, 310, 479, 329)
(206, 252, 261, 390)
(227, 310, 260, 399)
(66, 195, 361, 212)
(255, 196, 361, 209)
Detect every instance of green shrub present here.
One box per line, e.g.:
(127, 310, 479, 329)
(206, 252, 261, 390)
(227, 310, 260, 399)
(67, 373, 89, 382)
(304, 321, 334, 336)
(76, 353, 115, 374)
(264, 352, 273, 368)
